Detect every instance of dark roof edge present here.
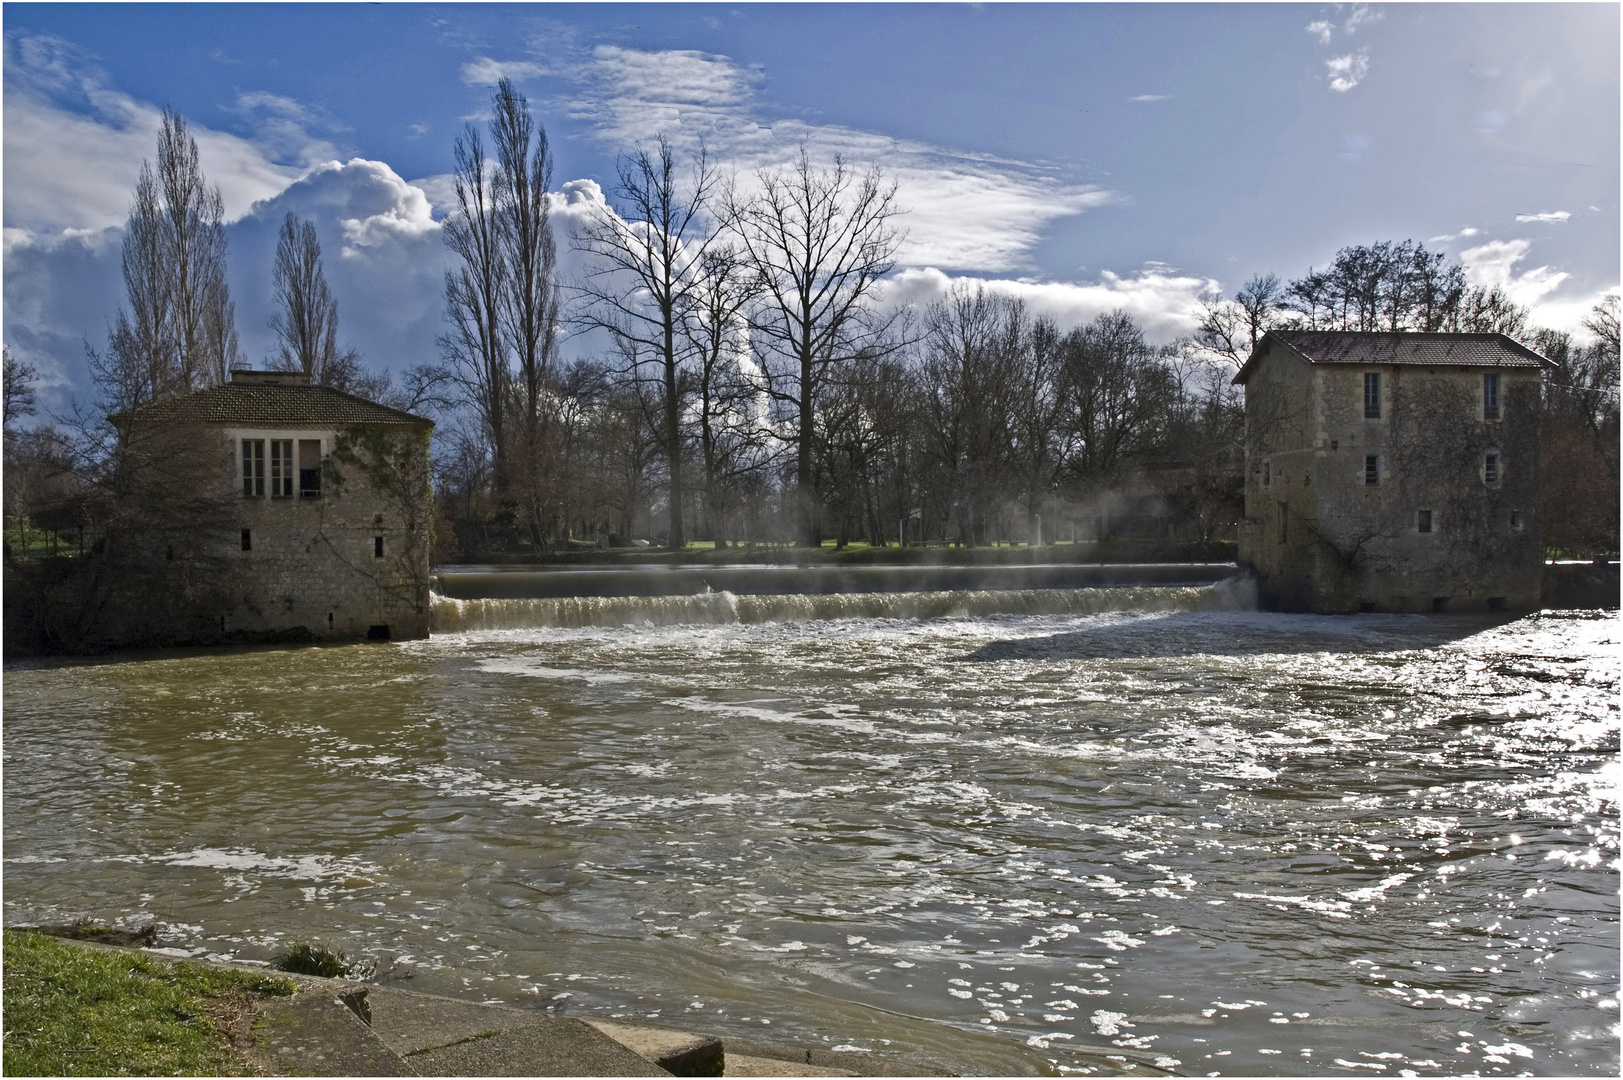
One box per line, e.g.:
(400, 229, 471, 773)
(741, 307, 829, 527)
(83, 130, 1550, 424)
(1231, 330, 1558, 385)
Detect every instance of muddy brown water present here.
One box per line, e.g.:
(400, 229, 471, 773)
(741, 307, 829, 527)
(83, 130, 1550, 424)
(4, 586, 1616, 1076)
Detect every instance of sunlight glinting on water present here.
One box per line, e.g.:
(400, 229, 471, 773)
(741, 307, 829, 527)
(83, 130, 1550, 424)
(3, 597, 1617, 1076)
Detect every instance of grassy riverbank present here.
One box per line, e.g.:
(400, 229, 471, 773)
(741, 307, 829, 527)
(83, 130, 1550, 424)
(1, 929, 294, 1077)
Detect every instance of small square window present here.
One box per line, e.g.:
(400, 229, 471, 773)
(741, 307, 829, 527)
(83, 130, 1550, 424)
(1365, 455, 1380, 485)
(1417, 509, 1433, 533)
(373, 536, 385, 559)
(240, 528, 252, 552)
(1510, 510, 1524, 531)
(1364, 372, 1381, 419)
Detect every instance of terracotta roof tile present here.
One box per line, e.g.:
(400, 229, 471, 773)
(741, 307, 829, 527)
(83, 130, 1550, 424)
(116, 383, 433, 428)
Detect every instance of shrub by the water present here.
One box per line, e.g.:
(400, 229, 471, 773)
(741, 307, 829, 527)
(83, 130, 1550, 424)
(273, 941, 361, 978)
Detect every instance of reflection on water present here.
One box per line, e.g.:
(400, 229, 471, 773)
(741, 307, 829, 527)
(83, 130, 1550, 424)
(4, 597, 1617, 1077)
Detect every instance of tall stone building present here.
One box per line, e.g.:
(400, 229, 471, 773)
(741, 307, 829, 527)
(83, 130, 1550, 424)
(1233, 331, 1554, 613)
(128, 369, 435, 640)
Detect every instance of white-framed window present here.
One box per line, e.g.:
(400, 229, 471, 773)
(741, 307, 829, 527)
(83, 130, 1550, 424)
(241, 440, 265, 498)
(270, 439, 295, 498)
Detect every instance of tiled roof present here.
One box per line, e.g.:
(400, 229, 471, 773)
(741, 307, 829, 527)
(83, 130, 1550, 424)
(1234, 331, 1555, 384)
(116, 383, 433, 428)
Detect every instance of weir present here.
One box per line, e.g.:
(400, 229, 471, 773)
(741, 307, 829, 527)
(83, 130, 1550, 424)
(430, 576, 1255, 632)
(433, 561, 1237, 600)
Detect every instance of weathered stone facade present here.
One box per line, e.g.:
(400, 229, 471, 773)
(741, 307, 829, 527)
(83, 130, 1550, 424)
(146, 370, 434, 641)
(1235, 331, 1553, 613)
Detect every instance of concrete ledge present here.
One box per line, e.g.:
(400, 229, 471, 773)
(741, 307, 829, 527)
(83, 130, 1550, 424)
(405, 1017, 671, 1077)
(587, 1018, 725, 1076)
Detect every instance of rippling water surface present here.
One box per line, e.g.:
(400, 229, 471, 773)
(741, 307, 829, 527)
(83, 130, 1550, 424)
(4, 593, 1617, 1076)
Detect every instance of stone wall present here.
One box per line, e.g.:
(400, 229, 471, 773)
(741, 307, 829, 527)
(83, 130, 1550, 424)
(1241, 342, 1544, 613)
(225, 426, 431, 641)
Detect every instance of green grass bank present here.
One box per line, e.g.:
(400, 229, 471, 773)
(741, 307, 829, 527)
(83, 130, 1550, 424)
(1, 929, 294, 1077)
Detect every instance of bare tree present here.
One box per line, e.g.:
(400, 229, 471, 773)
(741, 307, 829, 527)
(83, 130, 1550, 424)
(269, 214, 342, 379)
(92, 112, 239, 412)
(491, 79, 563, 545)
(440, 124, 511, 498)
(1196, 273, 1290, 367)
(730, 150, 903, 546)
(4, 347, 40, 429)
(681, 245, 767, 544)
(575, 137, 722, 550)
(153, 109, 239, 390)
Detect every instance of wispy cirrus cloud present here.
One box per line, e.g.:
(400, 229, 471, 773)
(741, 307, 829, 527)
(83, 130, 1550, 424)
(1514, 210, 1571, 224)
(547, 44, 1114, 274)
(1130, 94, 1171, 103)
(460, 56, 548, 86)
(2, 32, 327, 238)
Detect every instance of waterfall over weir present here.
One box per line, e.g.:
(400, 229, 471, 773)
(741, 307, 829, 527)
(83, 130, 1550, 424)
(430, 577, 1256, 631)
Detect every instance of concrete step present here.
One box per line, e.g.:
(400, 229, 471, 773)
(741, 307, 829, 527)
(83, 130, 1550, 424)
(404, 1017, 671, 1077)
(254, 989, 417, 1076)
(586, 1018, 725, 1076)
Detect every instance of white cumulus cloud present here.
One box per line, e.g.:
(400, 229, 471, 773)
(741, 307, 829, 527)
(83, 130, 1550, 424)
(885, 264, 1216, 345)
(1306, 20, 1334, 45)
(1514, 211, 1571, 224)
(1325, 50, 1370, 93)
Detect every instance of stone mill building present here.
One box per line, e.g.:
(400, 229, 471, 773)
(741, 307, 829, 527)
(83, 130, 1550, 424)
(1233, 331, 1555, 613)
(125, 369, 435, 641)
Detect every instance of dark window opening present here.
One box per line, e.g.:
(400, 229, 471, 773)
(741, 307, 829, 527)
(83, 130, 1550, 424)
(299, 439, 322, 497)
(373, 536, 385, 559)
(1417, 509, 1433, 533)
(166, 545, 174, 562)
(1431, 597, 1448, 613)
(1364, 372, 1381, 418)
(1484, 372, 1501, 420)
(1510, 510, 1523, 531)
(366, 624, 392, 641)
(271, 439, 294, 498)
(1484, 452, 1500, 484)
(1277, 502, 1288, 544)
(1487, 597, 1506, 612)
(1262, 459, 1271, 487)
(242, 440, 265, 498)
(1365, 455, 1379, 485)
(240, 529, 252, 552)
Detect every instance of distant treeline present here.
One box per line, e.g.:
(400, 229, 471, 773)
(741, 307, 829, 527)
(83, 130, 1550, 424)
(4, 89, 1618, 614)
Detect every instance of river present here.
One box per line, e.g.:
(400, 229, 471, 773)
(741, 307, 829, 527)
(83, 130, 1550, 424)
(3, 585, 1617, 1076)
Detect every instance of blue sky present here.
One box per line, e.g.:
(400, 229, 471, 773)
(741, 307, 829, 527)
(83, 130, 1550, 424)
(5, 3, 1617, 411)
